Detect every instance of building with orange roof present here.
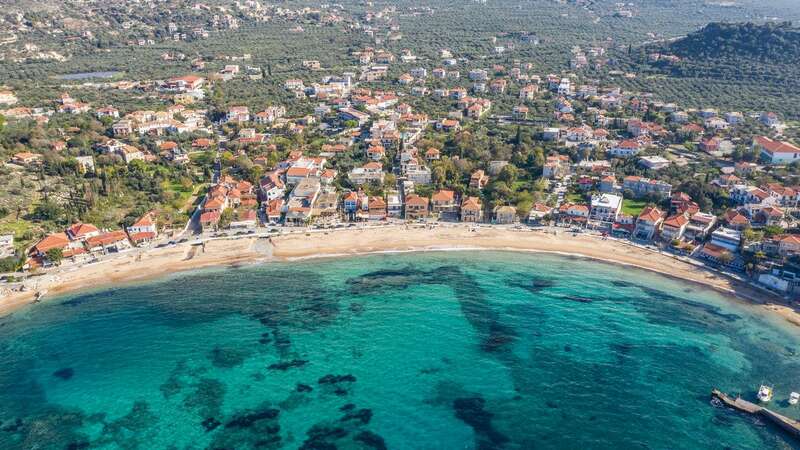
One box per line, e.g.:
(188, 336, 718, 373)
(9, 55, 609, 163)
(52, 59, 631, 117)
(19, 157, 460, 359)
(661, 213, 690, 242)
(633, 206, 664, 240)
(86, 230, 131, 254)
(66, 223, 101, 241)
(29, 233, 70, 257)
(431, 190, 457, 214)
(460, 197, 483, 223)
(404, 194, 429, 220)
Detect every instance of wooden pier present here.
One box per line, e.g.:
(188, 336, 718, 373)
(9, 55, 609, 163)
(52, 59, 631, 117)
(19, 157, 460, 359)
(711, 389, 800, 440)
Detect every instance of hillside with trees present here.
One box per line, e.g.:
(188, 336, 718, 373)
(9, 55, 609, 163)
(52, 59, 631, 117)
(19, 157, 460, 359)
(666, 22, 800, 61)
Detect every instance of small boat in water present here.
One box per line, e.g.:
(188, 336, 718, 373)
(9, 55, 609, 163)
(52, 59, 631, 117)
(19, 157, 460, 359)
(758, 384, 774, 402)
(790, 392, 799, 405)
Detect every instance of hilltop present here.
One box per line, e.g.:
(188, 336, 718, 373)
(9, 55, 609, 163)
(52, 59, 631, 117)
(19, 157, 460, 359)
(664, 21, 800, 61)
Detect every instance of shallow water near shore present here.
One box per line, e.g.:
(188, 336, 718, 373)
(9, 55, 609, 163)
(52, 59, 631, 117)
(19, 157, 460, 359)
(1, 250, 800, 449)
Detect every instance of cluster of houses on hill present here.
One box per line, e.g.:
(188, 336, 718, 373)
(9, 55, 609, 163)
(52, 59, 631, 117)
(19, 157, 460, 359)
(27, 213, 158, 267)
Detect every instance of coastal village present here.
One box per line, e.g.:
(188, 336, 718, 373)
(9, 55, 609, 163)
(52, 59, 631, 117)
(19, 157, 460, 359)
(2, 21, 800, 304)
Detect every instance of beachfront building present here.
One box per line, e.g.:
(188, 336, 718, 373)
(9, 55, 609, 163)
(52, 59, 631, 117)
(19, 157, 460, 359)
(66, 223, 101, 242)
(710, 227, 742, 252)
(127, 212, 159, 245)
(493, 206, 517, 225)
(405, 194, 429, 220)
(349, 162, 385, 185)
(460, 197, 483, 223)
(368, 197, 387, 221)
(386, 193, 403, 218)
(589, 194, 622, 223)
(431, 190, 457, 215)
(660, 213, 690, 242)
(85, 230, 132, 254)
(633, 206, 664, 241)
(684, 212, 717, 241)
(285, 178, 321, 226)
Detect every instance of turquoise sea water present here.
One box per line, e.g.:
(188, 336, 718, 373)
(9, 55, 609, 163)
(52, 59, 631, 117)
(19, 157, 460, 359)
(1, 251, 800, 449)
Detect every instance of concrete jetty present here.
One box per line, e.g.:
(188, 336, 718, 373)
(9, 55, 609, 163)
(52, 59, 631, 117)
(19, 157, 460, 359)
(711, 389, 800, 440)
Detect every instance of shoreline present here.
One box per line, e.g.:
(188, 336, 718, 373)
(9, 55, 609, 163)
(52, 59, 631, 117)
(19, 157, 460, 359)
(1, 225, 796, 327)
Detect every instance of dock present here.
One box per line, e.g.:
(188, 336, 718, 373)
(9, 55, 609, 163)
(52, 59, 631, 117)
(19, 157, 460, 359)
(711, 389, 800, 440)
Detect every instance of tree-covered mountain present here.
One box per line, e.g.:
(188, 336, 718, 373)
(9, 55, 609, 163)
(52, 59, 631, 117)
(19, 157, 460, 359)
(664, 21, 800, 62)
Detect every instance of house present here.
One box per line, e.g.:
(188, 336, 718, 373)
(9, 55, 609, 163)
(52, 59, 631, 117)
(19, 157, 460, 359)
(29, 232, 66, 256)
(127, 212, 158, 244)
(470, 170, 489, 189)
(66, 223, 101, 241)
(764, 234, 800, 257)
(639, 156, 670, 171)
(230, 209, 258, 229)
(755, 206, 785, 227)
(684, 212, 717, 240)
(608, 140, 642, 157)
(96, 106, 120, 119)
(753, 136, 800, 164)
(519, 84, 539, 100)
(558, 203, 590, 224)
(431, 190, 457, 214)
(622, 176, 672, 198)
(760, 112, 780, 127)
(425, 148, 441, 161)
(387, 193, 403, 218)
(661, 213, 690, 241)
(512, 105, 529, 120)
(527, 203, 553, 223)
(118, 145, 145, 164)
(367, 145, 385, 161)
(405, 194, 429, 220)
(710, 227, 741, 252)
(589, 194, 622, 223)
(11, 152, 42, 166)
(199, 210, 221, 232)
(542, 128, 561, 141)
(285, 178, 321, 225)
(368, 197, 387, 220)
(339, 107, 370, 126)
(493, 206, 517, 224)
(264, 198, 284, 224)
(438, 119, 461, 132)
(226, 106, 250, 123)
(460, 197, 483, 223)
(699, 243, 733, 265)
(165, 75, 205, 92)
(349, 162, 384, 185)
(406, 166, 432, 185)
(86, 230, 131, 254)
(723, 209, 751, 230)
(260, 172, 286, 201)
(699, 137, 721, 153)
(633, 206, 663, 240)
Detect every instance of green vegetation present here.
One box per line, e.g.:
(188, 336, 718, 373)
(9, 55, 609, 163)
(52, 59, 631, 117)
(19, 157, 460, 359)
(620, 21, 800, 118)
(622, 199, 648, 217)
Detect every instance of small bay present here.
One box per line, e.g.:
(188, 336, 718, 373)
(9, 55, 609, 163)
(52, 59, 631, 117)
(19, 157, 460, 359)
(0, 250, 798, 449)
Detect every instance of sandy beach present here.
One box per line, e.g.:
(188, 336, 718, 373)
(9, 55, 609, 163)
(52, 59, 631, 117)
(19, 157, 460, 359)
(1, 224, 794, 326)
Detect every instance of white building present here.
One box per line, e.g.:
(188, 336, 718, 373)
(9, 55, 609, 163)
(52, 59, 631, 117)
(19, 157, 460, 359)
(710, 227, 742, 252)
(590, 194, 623, 222)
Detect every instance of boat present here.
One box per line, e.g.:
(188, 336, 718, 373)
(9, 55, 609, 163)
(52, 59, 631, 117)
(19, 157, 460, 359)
(758, 384, 774, 402)
(790, 392, 799, 405)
